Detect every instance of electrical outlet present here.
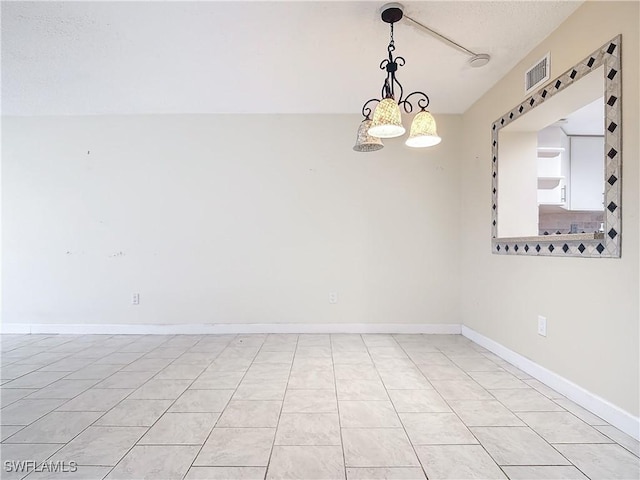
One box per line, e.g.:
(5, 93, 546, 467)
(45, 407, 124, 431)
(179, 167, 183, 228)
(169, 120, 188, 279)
(328, 292, 338, 304)
(537, 315, 547, 337)
(132, 293, 140, 305)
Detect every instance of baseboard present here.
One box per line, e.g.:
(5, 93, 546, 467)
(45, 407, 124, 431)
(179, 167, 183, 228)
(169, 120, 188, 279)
(461, 325, 640, 442)
(0, 322, 462, 335)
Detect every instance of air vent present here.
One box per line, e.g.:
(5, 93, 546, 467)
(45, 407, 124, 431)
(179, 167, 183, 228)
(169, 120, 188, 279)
(525, 53, 550, 95)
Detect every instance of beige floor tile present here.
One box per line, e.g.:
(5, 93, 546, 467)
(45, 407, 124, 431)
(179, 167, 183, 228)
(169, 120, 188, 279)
(26, 380, 98, 399)
(430, 380, 493, 401)
(2, 371, 70, 389)
(448, 400, 525, 427)
(4, 411, 102, 443)
(194, 428, 276, 466)
(336, 379, 388, 401)
(0, 388, 39, 407)
(405, 351, 451, 365)
(388, 389, 451, 413)
(501, 466, 588, 479)
(50, 426, 147, 466)
(275, 413, 341, 445)
(0, 443, 66, 480)
(64, 364, 122, 380)
(294, 346, 332, 359)
(596, 425, 640, 456)
(139, 412, 219, 445)
(253, 351, 294, 364)
(297, 335, 331, 347)
(185, 466, 267, 479)
(93, 371, 155, 389)
(554, 398, 608, 425)
(282, 389, 337, 413)
(288, 368, 335, 389)
(400, 413, 477, 445)
(523, 379, 565, 399)
(1, 398, 66, 425)
(377, 370, 433, 390)
(418, 364, 470, 381)
(415, 445, 506, 480)
(105, 445, 199, 479)
(217, 400, 281, 427)
(471, 426, 570, 466)
(154, 364, 205, 380)
(170, 389, 234, 412)
(342, 428, 419, 467)
(190, 371, 245, 390)
(448, 356, 502, 372)
(339, 401, 401, 428)
(332, 351, 372, 365)
(267, 445, 344, 480)
(232, 381, 287, 401)
(56, 388, 132, 412)
(468, 371, 529, 389)
(346, 467, 426, 479)
(26, 466, 112, 479)
(517, 411, 613, 443)
(0, 425, 23, 442)
(128, 379, 191, 399)
(555, 443, 640, 479)
(490, 388, 564, 412)
(96, 399, 172, 426)
(333, 364, 379, 380)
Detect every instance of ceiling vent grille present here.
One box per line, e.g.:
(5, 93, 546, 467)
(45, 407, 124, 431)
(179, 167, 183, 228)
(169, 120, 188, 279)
(525, 53, 550, 95)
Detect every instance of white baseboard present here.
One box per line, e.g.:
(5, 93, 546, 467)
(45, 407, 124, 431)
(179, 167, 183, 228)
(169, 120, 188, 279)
(461, 325, 640, 442)
(0, 322, 461, 335)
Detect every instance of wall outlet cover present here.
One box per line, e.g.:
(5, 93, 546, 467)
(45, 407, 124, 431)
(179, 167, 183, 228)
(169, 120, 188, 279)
(537, 315, 547, 336)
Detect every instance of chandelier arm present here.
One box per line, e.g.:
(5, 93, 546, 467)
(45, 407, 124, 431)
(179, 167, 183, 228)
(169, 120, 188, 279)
(391, 73, 404, 106)
(398, 91, 430, 114)
(361, 98, 381, 119)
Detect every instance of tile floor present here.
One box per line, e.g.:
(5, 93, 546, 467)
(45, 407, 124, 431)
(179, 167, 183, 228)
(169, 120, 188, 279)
(0, 333, 638, 480)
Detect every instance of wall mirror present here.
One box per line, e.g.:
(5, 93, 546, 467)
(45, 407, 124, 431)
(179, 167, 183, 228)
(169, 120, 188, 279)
(491, 36, 621, 257)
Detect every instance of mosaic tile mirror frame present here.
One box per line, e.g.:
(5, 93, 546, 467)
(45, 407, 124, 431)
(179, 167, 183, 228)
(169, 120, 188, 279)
(491, 35, 622, 258)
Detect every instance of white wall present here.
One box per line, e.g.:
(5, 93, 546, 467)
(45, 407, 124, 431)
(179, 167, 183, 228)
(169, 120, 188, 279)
(2, 114, 462, 327)
(460, 1, 639, 416)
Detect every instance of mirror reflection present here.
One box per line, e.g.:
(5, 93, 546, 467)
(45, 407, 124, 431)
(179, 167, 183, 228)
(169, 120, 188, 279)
(497, 66, 605, 238)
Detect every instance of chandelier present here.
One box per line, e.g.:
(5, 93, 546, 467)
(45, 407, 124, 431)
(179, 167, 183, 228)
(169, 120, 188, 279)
(354, 4, 441, 152)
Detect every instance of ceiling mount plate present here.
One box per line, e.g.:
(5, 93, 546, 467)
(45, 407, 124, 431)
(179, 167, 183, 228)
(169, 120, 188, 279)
(380, 3, 404, 24)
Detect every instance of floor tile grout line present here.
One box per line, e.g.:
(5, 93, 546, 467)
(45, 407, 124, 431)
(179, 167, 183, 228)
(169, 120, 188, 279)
(9, 334, 133, 479)
(16, 335, 178, 478)
(23, 335, 213, 477)
(593, 427, 640, 458)
(404, 337, 592, 477)
(181, 334, 266, 480)
(362, 334, 429, 479)
(330, 334, 348, 480)
(100, 334, 232, 480)
(396, 335, 515, 479)
(262, 334, 299, 480)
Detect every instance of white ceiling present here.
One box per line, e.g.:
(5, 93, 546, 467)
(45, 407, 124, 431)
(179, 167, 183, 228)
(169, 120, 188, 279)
(2, 1, 582, 116)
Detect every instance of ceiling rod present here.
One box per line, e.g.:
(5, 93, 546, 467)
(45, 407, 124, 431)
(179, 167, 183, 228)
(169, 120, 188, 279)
(394, 5, 491, 68)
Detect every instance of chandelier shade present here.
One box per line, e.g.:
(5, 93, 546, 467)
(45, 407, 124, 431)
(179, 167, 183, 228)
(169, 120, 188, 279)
(405, 110, 442, 148)
(353, 119, 384, 152)
(368, 98, 406, 138)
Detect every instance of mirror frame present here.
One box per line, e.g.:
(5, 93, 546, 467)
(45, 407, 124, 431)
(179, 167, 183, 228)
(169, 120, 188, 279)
(491, 35, 622, 258)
